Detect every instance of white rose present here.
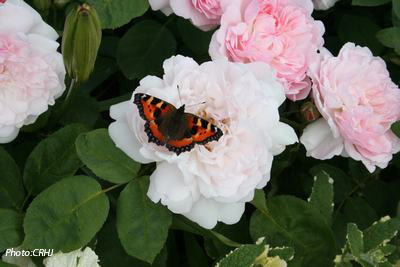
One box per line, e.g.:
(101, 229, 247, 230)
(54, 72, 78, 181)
(109, 55, 297, 229)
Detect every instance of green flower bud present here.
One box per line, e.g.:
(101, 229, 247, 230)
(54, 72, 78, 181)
(62, 3, 102, 83)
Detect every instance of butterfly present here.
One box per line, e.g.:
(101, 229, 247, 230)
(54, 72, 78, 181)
(133, 93, 223, 155)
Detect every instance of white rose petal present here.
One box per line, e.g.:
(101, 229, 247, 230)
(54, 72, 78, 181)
(300, 118, 344, 160)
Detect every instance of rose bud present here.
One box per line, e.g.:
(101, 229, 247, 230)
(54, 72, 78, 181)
(301, 101, 320, 122)
(62, 3, 101, 83)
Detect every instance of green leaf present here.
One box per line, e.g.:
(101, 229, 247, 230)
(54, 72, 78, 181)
(343, 197, 378, 230)
(376, 27, 400, 49)
(76, 129, 140, 184)
(172, 215, 241, 248)
(23, 124, 89, 195)
(210, 231, 241, 248)
(21, 111, 50, 133)
(363, 217, 400, 251)
(96, 219, 167, 267)
(0, 147, 25, 210)
(88, 0, 149, 29)
(117, 20, 177, 80)
(309, 171, 334, 226)
(310, 164, 352, 203)
(217, 244, 264, 267)
(0, 261, 18, 267)
(347, 223, 364, 257)
(183, 233, 209, 267)
(390, 121, 400, 138)
(0, 209, 23, 252)
(249, 196, 336, 266)
(352, 0, 391, 6)
(176, 18, 214, 55)
(333, 212, 349, 250)
(251, 189, 268, 212)
(268, 247, 294, 262)
(60, 91, 100, 128)
(394, 0, 400, 20)
(338, 14, 384, 55)
(117, 177, 172, 264)
(23, 176, 109, 252)
(80, 57, 119, 92)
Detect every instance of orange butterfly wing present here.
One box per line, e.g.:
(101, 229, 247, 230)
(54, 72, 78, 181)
(134, 93, 175, 122)
(185, 114, 223, 144)
(134, 93, 175, 146)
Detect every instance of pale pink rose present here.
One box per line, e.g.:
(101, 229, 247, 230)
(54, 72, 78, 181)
(0, 0, 65, 143)
(300, 43, 400, 172)
(109, 55, 297, 228)
(0, 0, 58, 39)
(312, 0, 339, 10)
(148, 0, 230, 31)
(209, 0, 325, 101)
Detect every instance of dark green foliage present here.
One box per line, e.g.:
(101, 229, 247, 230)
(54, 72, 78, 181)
(1, 1, 400, 266)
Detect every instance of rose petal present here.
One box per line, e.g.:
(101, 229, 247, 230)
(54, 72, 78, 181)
(148, 161, 194, 213)
(108, 121, 153, 164)
(300, 119, 344, 159)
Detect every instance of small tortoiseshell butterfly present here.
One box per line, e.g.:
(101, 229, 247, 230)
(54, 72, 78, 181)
(134, 93, 223, 155)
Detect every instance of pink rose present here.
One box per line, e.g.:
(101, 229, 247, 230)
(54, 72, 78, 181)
(0, 0, 65, 143)
(0, 0, 58, 39)
(148, 0, 229, 30)
(300, 43, 400, 172)
(209, 0, 325, 101)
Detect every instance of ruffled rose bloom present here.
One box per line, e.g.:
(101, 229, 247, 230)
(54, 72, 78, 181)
(0, 0, 65, 143)
(209, 0, 325, 101)
(312, 0, 339, 10)
(109, 55, 297, 229)
(300, 43, 400, 172)
(148, 0, 229, 31)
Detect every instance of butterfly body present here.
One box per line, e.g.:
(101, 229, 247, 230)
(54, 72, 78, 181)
(134, 93, 223, 155)
(157, 105, 189, 141)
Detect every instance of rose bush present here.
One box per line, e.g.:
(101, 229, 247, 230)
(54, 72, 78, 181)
(0, 0, 65, 143)
(1, 0, 400, 266)
(209, 0, 325, 101)
(301, 43, 400, 172)
(109, 55, 297, 228)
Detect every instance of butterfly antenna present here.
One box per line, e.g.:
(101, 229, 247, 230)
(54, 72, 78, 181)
(177, 85, 183, 106)
(186, 102, 206, 108)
